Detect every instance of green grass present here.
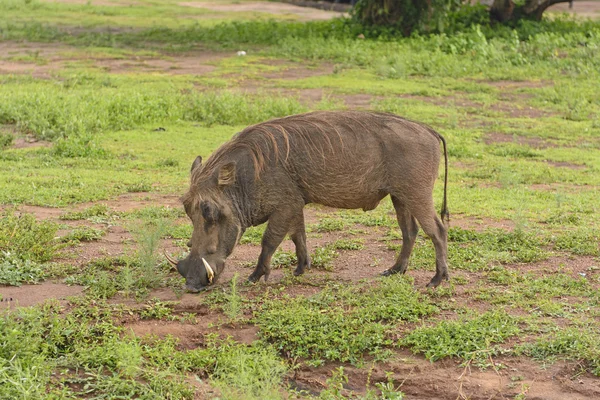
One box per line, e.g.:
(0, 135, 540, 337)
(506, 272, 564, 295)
(0, 212, 60, 263)
(517, 327, 600, 376)
(1, 1, 600, 397)
(255, 277, 437, 364)
(400, 310, 520, 362)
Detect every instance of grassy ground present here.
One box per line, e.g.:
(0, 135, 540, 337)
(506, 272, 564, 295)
(1, 0, 600, 399)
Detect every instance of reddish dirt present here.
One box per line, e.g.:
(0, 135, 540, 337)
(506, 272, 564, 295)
(0, 282, 83, 309)
(291, 352, 600, 399)
(549, 1, 600, 19)
(42, 0, 141, 5)
(483, 132, 557, 149)
(0, 42, 224, 77)
(178, 1, 346, 21)
(546, 161, 587, 170)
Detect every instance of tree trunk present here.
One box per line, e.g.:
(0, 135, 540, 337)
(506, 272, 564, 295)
(490, 0, 573, 23)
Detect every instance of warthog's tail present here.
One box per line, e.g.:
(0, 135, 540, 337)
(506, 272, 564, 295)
(439, 134, 449, 228)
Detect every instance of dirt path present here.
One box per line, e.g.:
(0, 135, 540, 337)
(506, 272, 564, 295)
(178, 1, 346, 21)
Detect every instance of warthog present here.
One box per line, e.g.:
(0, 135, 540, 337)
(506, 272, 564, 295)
(166, 111, 449, 292)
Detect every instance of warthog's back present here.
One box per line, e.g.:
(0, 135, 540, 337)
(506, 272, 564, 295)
(235, 111, 444, 210)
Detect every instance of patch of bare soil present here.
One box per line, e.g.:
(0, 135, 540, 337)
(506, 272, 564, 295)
(292, 353, 600, 399)
(483, 132, 557, 149)
(0, 282, 83, 309)
(0, 42, 69, 78)
(73, 192, 181, 214)
(485, 80, 552, 90)
(178, 1, 346, 21)
(261, 63, 334, 80)
(450, 214, 516, 232)
(42, 0, 141, 5)
(494, 101, 553, 119)
(95, 52, 223, 75)
(546, 160, 587, 170)
(1, 125, 52, 149)
(510, 254, 600, 277)
(549, 1, 600, 19)
(125, 318, 259, 349)
(0, 41, 224, 77)
(5, 193, 180, 221)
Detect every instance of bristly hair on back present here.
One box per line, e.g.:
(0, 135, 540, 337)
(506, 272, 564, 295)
(189, 111, 390, 187)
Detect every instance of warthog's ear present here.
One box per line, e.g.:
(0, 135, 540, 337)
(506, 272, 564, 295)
(191, 156, 202, 173)
(218, 162, 236, 186)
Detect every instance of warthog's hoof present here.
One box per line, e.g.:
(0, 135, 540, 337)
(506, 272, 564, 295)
(293, 260, 310, 276)
(426, 272, 449, 288)
(381, 268, 404, 277)
(248, 270, 269, 283)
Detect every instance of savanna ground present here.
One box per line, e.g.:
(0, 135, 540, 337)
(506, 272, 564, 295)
(1, 0, 600, 398)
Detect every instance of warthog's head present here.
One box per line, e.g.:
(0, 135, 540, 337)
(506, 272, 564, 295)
(167, 156, 242, 292)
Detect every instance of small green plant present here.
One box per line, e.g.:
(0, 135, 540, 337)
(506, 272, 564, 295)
(400, 310, 520, 362)
(125, 182, 152, 193)
(222, 273, 243, 321)
(60, 204, 112, 221)
(271, 250, 297, 269)
(60, 226, 105, 243)
(332, 238, 364, 250)
(311, 245, 339, 271)
(240, 225, 265, 245)
(140, 298, 175, 320)
(319, 367, 348, 400)
(517, 327, 600, 376)
(255, 278, 436, 364)
(315, 218, 346, 232)
(0, 212, 60, 263)
(132, 220, 167, 291)
(0, 132, 14, 149)
(0, 253, 46, 286)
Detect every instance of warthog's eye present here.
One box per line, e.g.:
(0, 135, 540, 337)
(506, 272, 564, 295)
(200, 200, 222, 226)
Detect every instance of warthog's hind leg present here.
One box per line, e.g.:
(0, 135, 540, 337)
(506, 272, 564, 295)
(290, 211, 310, 276)
(382, 196, 419, 277)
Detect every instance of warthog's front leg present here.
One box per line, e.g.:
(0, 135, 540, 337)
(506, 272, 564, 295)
(248, 209, 295, 283)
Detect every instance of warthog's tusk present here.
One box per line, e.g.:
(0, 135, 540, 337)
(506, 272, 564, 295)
(164, 251, 178, 269)
(202, 258, 214, 284)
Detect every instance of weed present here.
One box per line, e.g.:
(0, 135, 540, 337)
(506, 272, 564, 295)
(222, 273, 243, 322)
(332, 238, 364, 251)
(0, 212, 60, 263)
(311, 246, 339, 271)
(60, 204, 112, 221)
(315, 217, 346, 232)
(240, 225, 265, 245)
(554, 228, 600, 256)
(0, 253, 46, 286)
(400, 310, 520, 362)
(60, 226, 105, 243)
(255, 278, 436, 364)
(125, 181, 152, 193)
(0, 132, 14, 149)
(209, 339, 288, 400)
(271, 250, 297, 269)
(140, 298, 175, 320)
(517, 327, 600, 376)
(319, 367, 348, 400)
